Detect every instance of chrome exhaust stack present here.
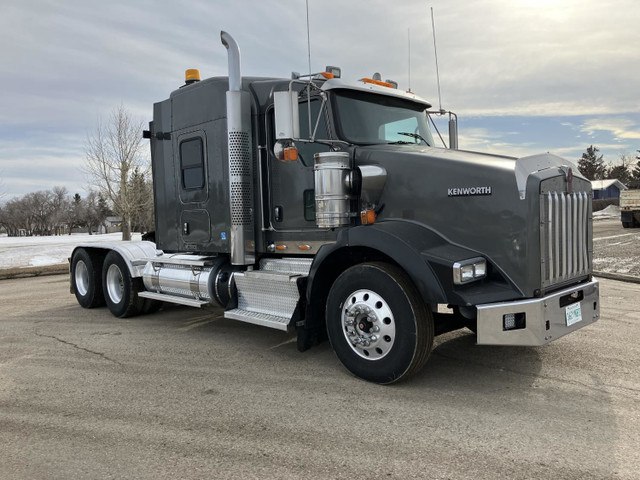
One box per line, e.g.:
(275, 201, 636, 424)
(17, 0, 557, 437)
(221, 31, 255, 265)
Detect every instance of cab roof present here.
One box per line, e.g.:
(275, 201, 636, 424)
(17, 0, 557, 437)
(321, 78, 432, 108)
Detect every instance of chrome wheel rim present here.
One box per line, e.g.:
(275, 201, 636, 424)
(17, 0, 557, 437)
(341, 289, 395, 360)
(75, 260, 89, 296)
(106, 264, 124, 304)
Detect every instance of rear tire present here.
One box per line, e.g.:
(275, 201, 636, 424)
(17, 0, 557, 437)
(102, 251, 143, 318)
(71, 248, 105, 308)
(326, 262, 434, 384)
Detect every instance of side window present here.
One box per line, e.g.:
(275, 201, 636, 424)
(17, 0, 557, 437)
(180, 138, 204, 190)
(297, 99, 330, 166)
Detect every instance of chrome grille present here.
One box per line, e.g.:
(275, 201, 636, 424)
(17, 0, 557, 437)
(540, 191, 591, 288)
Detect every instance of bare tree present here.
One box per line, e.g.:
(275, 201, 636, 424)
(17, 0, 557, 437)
(84, 105, 150, 240)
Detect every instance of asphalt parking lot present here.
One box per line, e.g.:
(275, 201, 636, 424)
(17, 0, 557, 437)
(1, 272, 638, 479)
(593, 217, 640, 278)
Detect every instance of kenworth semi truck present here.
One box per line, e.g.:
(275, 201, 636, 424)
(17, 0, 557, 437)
(70, 32, 600, 384)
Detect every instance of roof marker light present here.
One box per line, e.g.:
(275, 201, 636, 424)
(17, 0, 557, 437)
(361, 78, 395, 88)
(185, 69, 201, 85)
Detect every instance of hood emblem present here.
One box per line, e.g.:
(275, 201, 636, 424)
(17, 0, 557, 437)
(447, 186, 492, 197)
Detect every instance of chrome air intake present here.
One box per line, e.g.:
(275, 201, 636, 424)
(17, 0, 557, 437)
(313, 151, 352, 228)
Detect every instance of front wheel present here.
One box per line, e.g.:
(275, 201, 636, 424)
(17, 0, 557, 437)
(102, 251, 143, 318)
(326, 262, 434, 384)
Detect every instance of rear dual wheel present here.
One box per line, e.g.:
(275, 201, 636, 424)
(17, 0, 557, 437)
(102, 251, 144, 318)
(71, 248, 105, 308)
(326, 262, 434, 384)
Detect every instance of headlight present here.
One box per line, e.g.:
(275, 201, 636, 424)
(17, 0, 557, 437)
(453, 258, 487, 285)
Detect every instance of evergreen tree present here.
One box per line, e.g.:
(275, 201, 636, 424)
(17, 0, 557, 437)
(128, 167, 154, 232)
(606, 152, 634, 186)
(578, 145, 605, 180)
(629, 150, 640, 189)
(608, 164, 630, 185)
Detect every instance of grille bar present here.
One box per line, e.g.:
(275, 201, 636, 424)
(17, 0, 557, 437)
(541, 191, 590, 288)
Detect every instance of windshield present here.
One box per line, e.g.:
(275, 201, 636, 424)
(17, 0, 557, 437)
(332, 89, 435, 146)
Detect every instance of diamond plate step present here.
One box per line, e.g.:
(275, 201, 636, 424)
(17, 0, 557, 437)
(224, 309, 290, 331)
(223, 266, 307, 331)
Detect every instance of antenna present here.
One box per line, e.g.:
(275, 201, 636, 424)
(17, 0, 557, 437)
(305, 0, 312, 136)
(430, 7, 443, 113)
(306, 0, 312, 78)
(408, 28, 411, 92)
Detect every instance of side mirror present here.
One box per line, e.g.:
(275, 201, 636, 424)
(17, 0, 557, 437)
(274, 91, 300, 140)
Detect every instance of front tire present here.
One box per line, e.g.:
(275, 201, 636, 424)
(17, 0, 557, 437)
(326, 262, 434, 384)
(102, 251, 143, 318)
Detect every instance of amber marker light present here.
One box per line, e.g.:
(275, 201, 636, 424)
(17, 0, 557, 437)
(320, 72, 335, 79)
(361, 209, 376, 225)
(361, 78, 394, 88)
(185, 69, 201, 84)
(297, 244, 311, 251)
(276, 244, 288, 251)
(283, 147, 298, 162)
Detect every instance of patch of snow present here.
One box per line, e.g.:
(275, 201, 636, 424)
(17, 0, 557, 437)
(593, 205, 620, 218)
(0, 233, 143, 269)
(30, 255, 65, 267)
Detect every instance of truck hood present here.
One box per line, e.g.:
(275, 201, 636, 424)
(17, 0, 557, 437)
(353, 145, 581, 296)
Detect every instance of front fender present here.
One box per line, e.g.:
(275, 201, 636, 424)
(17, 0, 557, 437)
(304, 220, 524, 333)
(334, 221, 453, 305)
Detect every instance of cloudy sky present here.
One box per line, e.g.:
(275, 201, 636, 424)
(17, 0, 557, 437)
(1, 0, 639, 199)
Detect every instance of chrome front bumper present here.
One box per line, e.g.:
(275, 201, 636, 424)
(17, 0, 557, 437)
(476, 279, 599, 346)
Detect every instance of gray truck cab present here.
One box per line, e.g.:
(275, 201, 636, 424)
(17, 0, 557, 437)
(70, 32, 599, 384)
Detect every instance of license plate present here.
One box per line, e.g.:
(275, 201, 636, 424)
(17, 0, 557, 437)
(565, 302, 582, 327)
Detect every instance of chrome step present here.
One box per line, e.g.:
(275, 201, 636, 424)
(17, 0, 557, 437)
(224, 265, 306, 331)
(259, 257, 313, 275)
(224, 309, 290, 331)
(138, 291, 209, 308)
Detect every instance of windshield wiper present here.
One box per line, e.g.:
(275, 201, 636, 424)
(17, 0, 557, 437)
(385, 140, 414, 145)
(397, 132, 429, 145)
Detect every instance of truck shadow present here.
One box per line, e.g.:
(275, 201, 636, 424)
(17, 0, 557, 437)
(418, 330, 545, 388)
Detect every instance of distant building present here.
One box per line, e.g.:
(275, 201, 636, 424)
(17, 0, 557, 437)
(98, 216, 123, 234)
(591, 179, 627, 200)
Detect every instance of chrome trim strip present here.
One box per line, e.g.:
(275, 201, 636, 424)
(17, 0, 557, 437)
(547, 192, 553, 281)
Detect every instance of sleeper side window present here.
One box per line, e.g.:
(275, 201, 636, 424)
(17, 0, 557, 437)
(297, 99, 330, 166)
(180, 138, 204, 190)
